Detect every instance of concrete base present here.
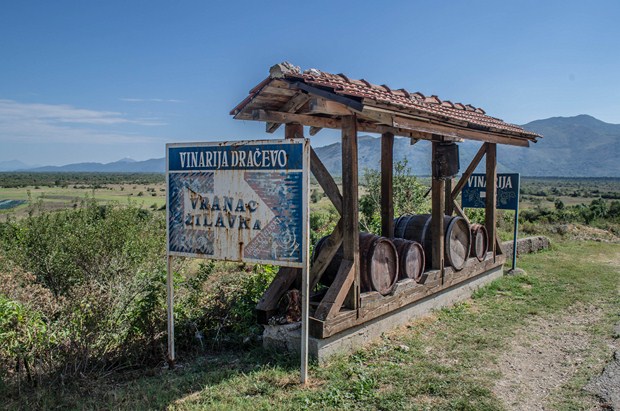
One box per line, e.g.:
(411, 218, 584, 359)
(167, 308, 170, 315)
(263, 264, 504, 363)
(505, 267, 527, 276)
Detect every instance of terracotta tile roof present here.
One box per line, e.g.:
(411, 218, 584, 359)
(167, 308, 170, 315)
(231, 62, 541, 141)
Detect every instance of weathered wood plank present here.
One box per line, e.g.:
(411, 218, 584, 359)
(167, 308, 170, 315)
(388, 112, 530, 147)
(284, 123, 303, 139)
(310, 148, 343, 215)
(381, 132, 394, 238)
(451, 143, 487, 199)
(309, 218, 343, 290)
(308, 98, 353, 116)
(252, 110, 341, 130)
(313, 260, 355, 320)
(486, 143, 497, 258)
(309, 126, 322, 136)
(316, 254, 506, 338)
(255, 267, 300, 324)
(452, 200, 471, 225)
(431, 143, 445, 273)
(266, 93, 310, 133)
(445, 178, 454, 215)
(341, 115, 360, 310)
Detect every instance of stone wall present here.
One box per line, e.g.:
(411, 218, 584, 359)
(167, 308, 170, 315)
(501, 236, 550, 260)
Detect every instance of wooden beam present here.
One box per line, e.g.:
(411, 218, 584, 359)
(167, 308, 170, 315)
(451, 143, 487, 200)
(445, 178, 454, 215)
(431, 142, 445, 274)
(291, 81, 364, 112)
(309, 126, 322, 136)
(253, 110, 341, 130)
(313, 260, 354, 320)
(341, 115, 360, 309)
(309, 219, 343, 290)
(308, 98, 353, 116)
(310, 148, 342, 215)
(485, 143, 497, 259)
(452, 200, 471, 225)
(381, 132, 394, 238)
(393, 115, 530, 147)
(284, 123, 303, 139)
(266, 93, 310, 133)
(255, 267, 300, 324)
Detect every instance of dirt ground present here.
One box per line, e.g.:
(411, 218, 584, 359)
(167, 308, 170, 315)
(493, 251, 620, 410)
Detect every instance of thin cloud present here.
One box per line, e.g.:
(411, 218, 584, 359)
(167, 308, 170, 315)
(0, 98, 166, 144)
(121, 97, 184, 103)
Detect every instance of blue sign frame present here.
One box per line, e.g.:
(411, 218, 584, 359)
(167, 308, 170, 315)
(461, 173, 520, 211)
(166, 139, 310, 267)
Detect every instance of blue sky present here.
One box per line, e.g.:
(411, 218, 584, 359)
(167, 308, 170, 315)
(1, 1, 619, 165)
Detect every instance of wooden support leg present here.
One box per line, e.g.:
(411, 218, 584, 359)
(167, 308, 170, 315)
(445, 178, 454, 215)
(341, 115, 360, 310)
(309, 218, 343, 290)
(255, 267, 300, 324)
(313, 260, 354, 321)
(285, 123, 304, 139)
(310, 148, 343, 215)
(431, 142, 446, 278)
(381, 132, 394, 238)
(486, 143, 497, 260)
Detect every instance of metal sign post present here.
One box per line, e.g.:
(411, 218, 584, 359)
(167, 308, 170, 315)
(511, 174, 520, 271)
(165, 138, 310, 382)
(462, 173, 520, 269)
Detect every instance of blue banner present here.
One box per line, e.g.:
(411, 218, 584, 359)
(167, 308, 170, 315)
(462, 173, 520, 210)
(168, 143, 303, 171)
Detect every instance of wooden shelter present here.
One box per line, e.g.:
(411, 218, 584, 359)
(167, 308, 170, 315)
(231, 62, 541, 339)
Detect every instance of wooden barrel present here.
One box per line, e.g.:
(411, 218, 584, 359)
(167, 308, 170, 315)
(393, 214, 471, 271)
(391, 238, 425, 282)
(469, 223, 488, 262)
(313, 232, 398, 296)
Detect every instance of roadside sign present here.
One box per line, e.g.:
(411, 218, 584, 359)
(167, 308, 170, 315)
(167, 139, 309, 267)
(462, 173, 521, 271)
(165, 138, 311, 383)
(462, 173, 520, 210)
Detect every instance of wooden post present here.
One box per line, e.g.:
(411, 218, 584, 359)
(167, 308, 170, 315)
(431, 142, 445, 274)
(381, 132, 394, 238)
(285, 123, 303, 139)
(444, 178, 454, 215)
(341, 115, 359, 309)
(485, 143, 497, 259)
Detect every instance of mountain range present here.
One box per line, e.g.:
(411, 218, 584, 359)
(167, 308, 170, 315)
(0, 115, 618, 177)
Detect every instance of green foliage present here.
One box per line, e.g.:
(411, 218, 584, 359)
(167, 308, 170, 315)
(359, 159, 430, 234)
(0, 295, 53, 381)
(1, 198, 164, 297)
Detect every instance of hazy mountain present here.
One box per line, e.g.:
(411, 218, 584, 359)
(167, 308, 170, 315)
(0, 159, 33, 172)
(3, 115, 617, 176)
(314, 115, 620, 177)
(501, 114, 620, 177)
(29, 158, 165, 173)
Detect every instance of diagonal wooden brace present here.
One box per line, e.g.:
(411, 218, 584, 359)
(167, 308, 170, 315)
(309, 218, 343, 290)
(313, 259, 354, 321)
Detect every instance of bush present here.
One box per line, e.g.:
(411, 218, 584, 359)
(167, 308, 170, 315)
(360, 159, 429, 234)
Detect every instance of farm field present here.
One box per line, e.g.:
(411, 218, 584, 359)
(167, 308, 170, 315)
(0, 173, 167, 219)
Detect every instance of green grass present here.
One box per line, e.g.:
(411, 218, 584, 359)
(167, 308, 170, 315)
(5, 240, 619, 410)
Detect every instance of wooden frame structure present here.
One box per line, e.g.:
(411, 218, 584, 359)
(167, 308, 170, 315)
(232, 62, 541, 338)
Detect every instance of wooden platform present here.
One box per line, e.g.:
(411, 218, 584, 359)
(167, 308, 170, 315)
(309, 253, 505, 339)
